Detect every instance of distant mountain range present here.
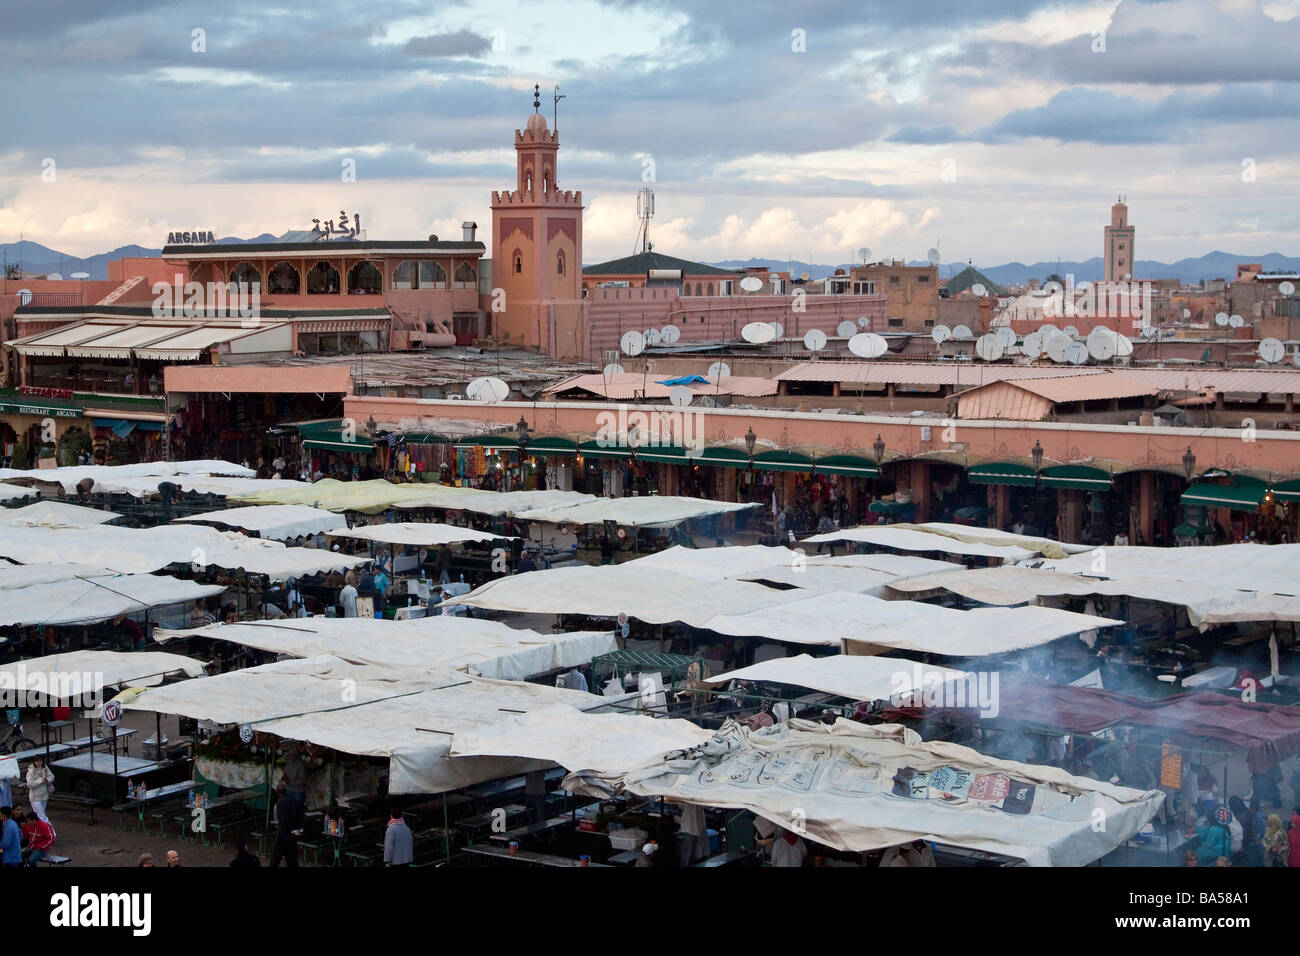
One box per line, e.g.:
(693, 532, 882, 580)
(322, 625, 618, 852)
(710, 252, 1300, 286)
(3, 238, 1297, 286)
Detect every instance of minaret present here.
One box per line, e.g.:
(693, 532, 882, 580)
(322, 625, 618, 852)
(1104, 197, 1135, 283)
(490, 84, 584, 353)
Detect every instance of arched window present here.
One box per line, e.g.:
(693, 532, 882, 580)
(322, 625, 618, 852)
(513, 249, 523, 275)
(306, 261, 340, 294)
(707, 283, 714, 296)
(418, 261, 447, 288)
(543, 168, 551, 193)
(347, 261, 382, 295)
(694, 282, 703, 297)
(229, 262, 262, 289)
(392, 260, 417, 290)
(556, 253, 565, 276)
(524, 168, 533, 193)
(266, 261, 300, 294)
(454, 263, 477, 289)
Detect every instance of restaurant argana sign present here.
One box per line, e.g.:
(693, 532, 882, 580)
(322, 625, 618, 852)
(0, 398, 82, 418)
(166, 231, 216, 244)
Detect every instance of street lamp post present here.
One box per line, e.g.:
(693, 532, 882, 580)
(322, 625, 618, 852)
(1031, 440, 1044, 489)
(1182, 446, 1196, 480)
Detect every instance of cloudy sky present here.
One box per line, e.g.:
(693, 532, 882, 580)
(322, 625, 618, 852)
(2, 0, 1298, 269)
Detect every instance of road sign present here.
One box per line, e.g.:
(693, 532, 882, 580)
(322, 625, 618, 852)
(102, 701, 122, 727)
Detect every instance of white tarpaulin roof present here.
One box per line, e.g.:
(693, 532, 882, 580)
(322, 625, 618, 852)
(154, 616, 616, 681)
(95, 476, 306, 499)
(0, 483, 37, 501)
(0, 573, 225, 627)
(175, 504, 347, 541)
(804, 525, 1037, 561)
(563, 718, 1164, 866)
(0, 460, 254, 495)
(0, 650, 206, 697)
(0, 524, 370, 581)
(894, 523, 1096, 560)
(327, 522, 514, 547)
(234, 478, 596, 517)
(451, 563, 799, 626)
(628, 547, 955, 594)
(887, 564, 1300, 628)
(840, 603, 1121, 656)
(127, 656, 608, 793)
(706, 654, 971, 702)
(513, 496, 760, 528)
(1034, 542, 1300, 599)
(0, 562, 117, 589)
(0, 501, 121, 526)
(451, 704, 714, 776)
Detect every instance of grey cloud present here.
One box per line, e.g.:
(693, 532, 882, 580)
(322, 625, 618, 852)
(403, 30, 492, 58)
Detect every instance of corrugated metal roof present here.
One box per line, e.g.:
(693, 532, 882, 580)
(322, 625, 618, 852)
(545, 373, 777, 399)
(999, 373, 1159, 403)
(1119, 367, 1300, 395)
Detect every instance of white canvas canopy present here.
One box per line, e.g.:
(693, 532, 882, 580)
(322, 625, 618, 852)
(804, 525, 1037, 561)
(450, 704, 714, 776)
(0, 563, 117, 590)
(887, 563, 1300, 628)
(0, 501, 121, 526)
(1035, 542, 1300, 600)
(512, 495, 760, 528)
(154, 616, 616, 681)
(234, 477, 595, 517)
(563, 718, 1164, 866)
(0, 459, 254, 495)
(0, 483, 37, 501)
(0, 524, 370, 581)
(175, 504, 347, 541)
(0, 573, 225, 627)
(895, 522, 1096, 560)
(840, 603, 1121, 657)
(327, 522, 513, 547)
(706, 654, 971, 702)
(127, 656, 609, 793)
(0, 650, 206, 701)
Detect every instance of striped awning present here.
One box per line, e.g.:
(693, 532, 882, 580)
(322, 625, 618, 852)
(968, 462, 1037, 487)
(752, 450, 814, 474)
(1181, 478, 1268, 513)
(814, 454, 881, 478)
(523, 436, 579, 456)
(1039, 464, 1113, 491)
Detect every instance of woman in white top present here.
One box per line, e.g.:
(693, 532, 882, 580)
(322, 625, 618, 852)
(26, 756, 54, 823)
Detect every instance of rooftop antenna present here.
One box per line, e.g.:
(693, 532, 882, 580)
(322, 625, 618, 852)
(553, 84, 565, 132)
(635, 186, 654, 255)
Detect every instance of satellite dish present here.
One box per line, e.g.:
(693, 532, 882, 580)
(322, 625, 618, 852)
(46, 273, 62, 281)
(707, 361, 731, 378)
(1293, 349, 1300, 369)
(466, 376, 510, 403)
(1214, 312, 1229, 327)
(848, 333, 888, 358)
(17, 289, 32, 306)
(741, 322, 776, 344)
(1281, 281, 1296, 297)
(1066, 341, 1089, 365)
(971, 283, 987, 297)
(1114, 334, 1133, 358)
(620, 330, 645, 356)
(804, 329, 827, 351)
(926, 247, 940, 265)
(660, 324, 681, 345)
(1087, 336, 1116, 361)
(1087, 325, 1113, 341)
(1138, 325, 1155, 339)
(69, 271, 90, 280)
(668, 385, 694, 407)
(857, 315, 871, 328)
(1022, 332, 1044, 357)
(836, 320, 857, 338)
(1040, 323, 1059, 337)
(1062, 325, 1079, 338)
(770, 321, 784, 339)
(975, 334, 1005, 361)
(739, 275, 763, 292)
(1182, 308, 1191, 319)
(931, 324, 952, 344)
(858, 247, 871, 262)
(1046, 335, 1070, 363)
(952, 324, 973, 339)
(995, 326, 1016, 347)
(643, 327, 662, 347)
(1259, 338, 1285, 363)
(602, 363, 625, 377)
(1229, 314, 1245, 328)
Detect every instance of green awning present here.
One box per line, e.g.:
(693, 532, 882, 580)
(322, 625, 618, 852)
(814, 455, 880, 478)
(455, 434, 519, 450)
(0, 397, 83, 418)
(1039, 464, 1113, 491)
(870, 500, 916, 515)
(690, 447, 751, 468)
(579, 439, 632, 461)
(1181, 478, 1268, 512)
(1271, 478, 1300, 502)
(968, 462, 1037, 487)
(752, 450, 814, 474)
(1172, 523, 1212, 538)
(523, 436, 579, 456)
(632, 444, 691, 464)
(302, 431, 374, 454)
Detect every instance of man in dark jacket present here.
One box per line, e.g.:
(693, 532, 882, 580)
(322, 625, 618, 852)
(269, 785, 304, 868)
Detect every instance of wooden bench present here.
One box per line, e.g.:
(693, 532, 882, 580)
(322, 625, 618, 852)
(49, 793, 103, 825)
(40, 854, 70, 866)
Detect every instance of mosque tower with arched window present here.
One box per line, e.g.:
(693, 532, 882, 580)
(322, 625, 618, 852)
(490, 84, 584, 355)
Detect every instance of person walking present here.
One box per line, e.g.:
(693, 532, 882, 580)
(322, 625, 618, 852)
(26, 755, 54, 823)
(0, 807, 22, 867)
(1264, 814, 1288, 866)
(384, 808, 414, 867)
(269, 784, 303, 868)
